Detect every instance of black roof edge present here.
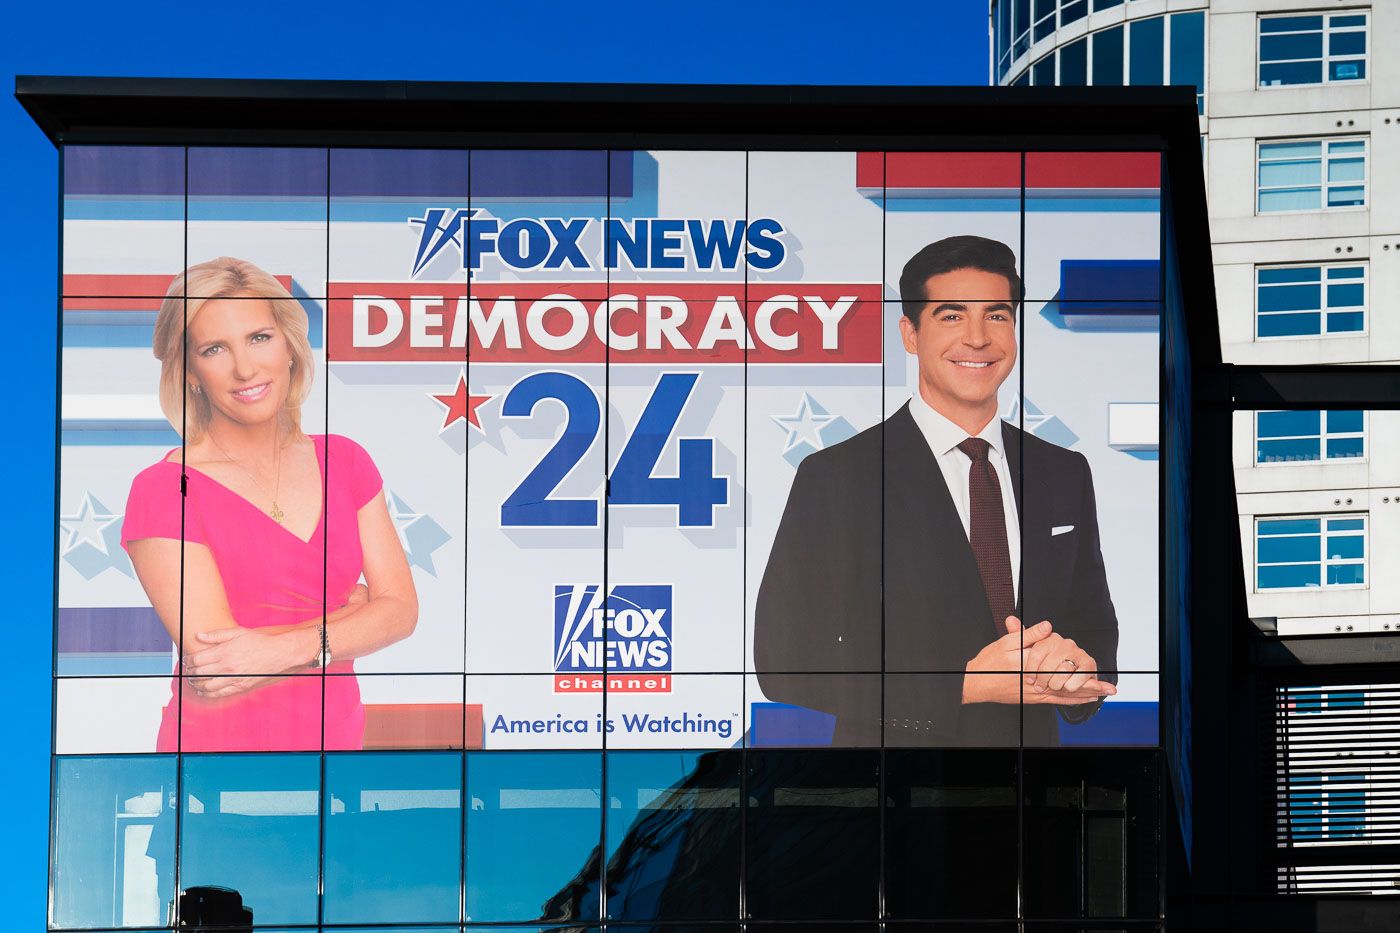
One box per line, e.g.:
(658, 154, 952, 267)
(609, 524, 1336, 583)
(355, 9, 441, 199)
(15, 76, 1201, 149)
(15, 73, 1218, 387)
(16, 72, 1220, 400)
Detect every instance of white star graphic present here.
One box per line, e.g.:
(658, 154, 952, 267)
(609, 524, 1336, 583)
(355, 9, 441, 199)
(59, 493, 120, 556)
(772, 394, 837, 454)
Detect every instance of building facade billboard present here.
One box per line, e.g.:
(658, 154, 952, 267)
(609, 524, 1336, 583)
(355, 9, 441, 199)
(57, 146, 1161, 757)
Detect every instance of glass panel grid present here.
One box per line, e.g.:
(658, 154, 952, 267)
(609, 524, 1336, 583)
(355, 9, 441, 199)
(1256, 263, 1366, 338)
(1033, 0, 1056, 42)
(1256, 513, 1366, 591)
(1259, 12, 1368, 87)
(55, 136, 1167, 930)
(1255, 409, 1365, 464)
(1257, 138, 1367, 213)
(1019, 13, 1204, 111)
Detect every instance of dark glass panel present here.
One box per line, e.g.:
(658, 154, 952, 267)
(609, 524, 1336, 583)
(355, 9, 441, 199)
(744, 750, 879, 920)
(1326, 536, 1364, 560)
(1257, 563, 1320, 589)
(1260, 15, 1321, 33)
(1327, 283, 1364, 307)
(1257, 438, 1319, 463)
(1022, 749, 1160, 919)
(1256, 409, 1320, 437)
(1260, 32, 1322, 62)
(1327, 564, 1364, 585)
(1326, 410, 1363, 433)
(1257, 518, 1319, 535)
(1326, 311, 1364, 332)
(1169, 12, 1205, 99)
(1060, 38, 1088, 86)
(1129, 16, 1164, 85)
(1258, 266, 1320, 284)
(1257, 312, 1321, 337)
(1092, 26, 1124, 87)
(1258, 535, 1321, 564)
(885, 749, 1018, 919)
(1260, 61, 1324, 86)
(1330, 31, 1365, 56)
(602, 750, 742, 921)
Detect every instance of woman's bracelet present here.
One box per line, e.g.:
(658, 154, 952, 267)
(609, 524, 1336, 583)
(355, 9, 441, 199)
(308, 623, 331, 668)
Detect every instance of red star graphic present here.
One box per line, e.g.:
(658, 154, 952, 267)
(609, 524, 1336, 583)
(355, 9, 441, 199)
(431, 374, 491, 431)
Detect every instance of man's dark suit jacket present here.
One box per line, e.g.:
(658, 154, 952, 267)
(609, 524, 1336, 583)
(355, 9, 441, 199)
(754, 402, 1119, 747)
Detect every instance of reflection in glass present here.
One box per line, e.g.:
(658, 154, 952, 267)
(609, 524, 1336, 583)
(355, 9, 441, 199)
(323, 751, 462, 924)
(465, 751, 602, 922)
(52, 756, 177, 929)
(886, 750, 1018, 919)
(1023, 748, 1160, 918)
(601, 751, 741, 920)
(180, 753, 320, 926)
(745, 750, 879, 920)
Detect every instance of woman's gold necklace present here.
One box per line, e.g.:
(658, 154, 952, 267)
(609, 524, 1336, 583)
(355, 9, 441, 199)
(208, 431, 285, 522)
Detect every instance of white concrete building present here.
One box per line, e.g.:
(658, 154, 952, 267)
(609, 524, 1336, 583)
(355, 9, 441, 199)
(992, 0, 1397, 637)
(994, 0, 1398, 890)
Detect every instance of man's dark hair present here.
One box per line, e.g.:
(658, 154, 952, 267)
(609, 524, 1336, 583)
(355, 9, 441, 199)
(899, 235, 1023, 325)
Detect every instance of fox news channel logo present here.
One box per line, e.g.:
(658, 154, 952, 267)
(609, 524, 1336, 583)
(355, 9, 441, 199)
(408, 210, 786, 276)
(553, 584, 672, 693)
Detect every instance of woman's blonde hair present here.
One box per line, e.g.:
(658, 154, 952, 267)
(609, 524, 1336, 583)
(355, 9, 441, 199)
(153, 257, 314, 445)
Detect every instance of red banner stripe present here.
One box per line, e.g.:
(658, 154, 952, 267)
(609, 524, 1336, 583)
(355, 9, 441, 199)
(327, 282, 884, 365)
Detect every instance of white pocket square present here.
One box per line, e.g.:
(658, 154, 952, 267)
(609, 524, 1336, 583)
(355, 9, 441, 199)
(1051, 524, 1075, 536)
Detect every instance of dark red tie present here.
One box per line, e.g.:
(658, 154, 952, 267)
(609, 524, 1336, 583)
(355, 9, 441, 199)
(957, 437, 1015, 636)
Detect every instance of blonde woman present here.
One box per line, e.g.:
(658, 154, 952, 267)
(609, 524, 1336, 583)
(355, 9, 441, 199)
(121, 257, 417, 751)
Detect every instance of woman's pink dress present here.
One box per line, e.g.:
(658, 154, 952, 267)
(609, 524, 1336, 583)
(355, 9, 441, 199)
(121, 434, 381, 752)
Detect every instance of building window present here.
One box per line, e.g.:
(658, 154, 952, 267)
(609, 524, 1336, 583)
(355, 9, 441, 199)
(1256, 515, 1365, 590)
(1255, 410, 1364, 464)
(1260, 12, 1368, 87)
(1060, 37, 1087, 86)
(1287, 773, 1366, 842)
(1257, 138, 1366, 212)
(1093, 26, 1125, 87)
(1032, 54, 1055, 86)
(1169, 11, 1206, 114)
(1256, 263, 1366, 337)
(1034, 0, 1056, 42)
(1129, 16, 1165, 85)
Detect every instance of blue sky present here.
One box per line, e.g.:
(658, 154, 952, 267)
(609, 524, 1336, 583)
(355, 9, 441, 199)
(2, 1, 987, 925)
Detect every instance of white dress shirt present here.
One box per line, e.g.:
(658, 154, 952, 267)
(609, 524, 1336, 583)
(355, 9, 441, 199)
(905, 394, 1022, 600)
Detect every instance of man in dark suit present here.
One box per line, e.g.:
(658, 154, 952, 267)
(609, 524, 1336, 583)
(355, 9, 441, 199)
(754, 235, 1119, 747)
